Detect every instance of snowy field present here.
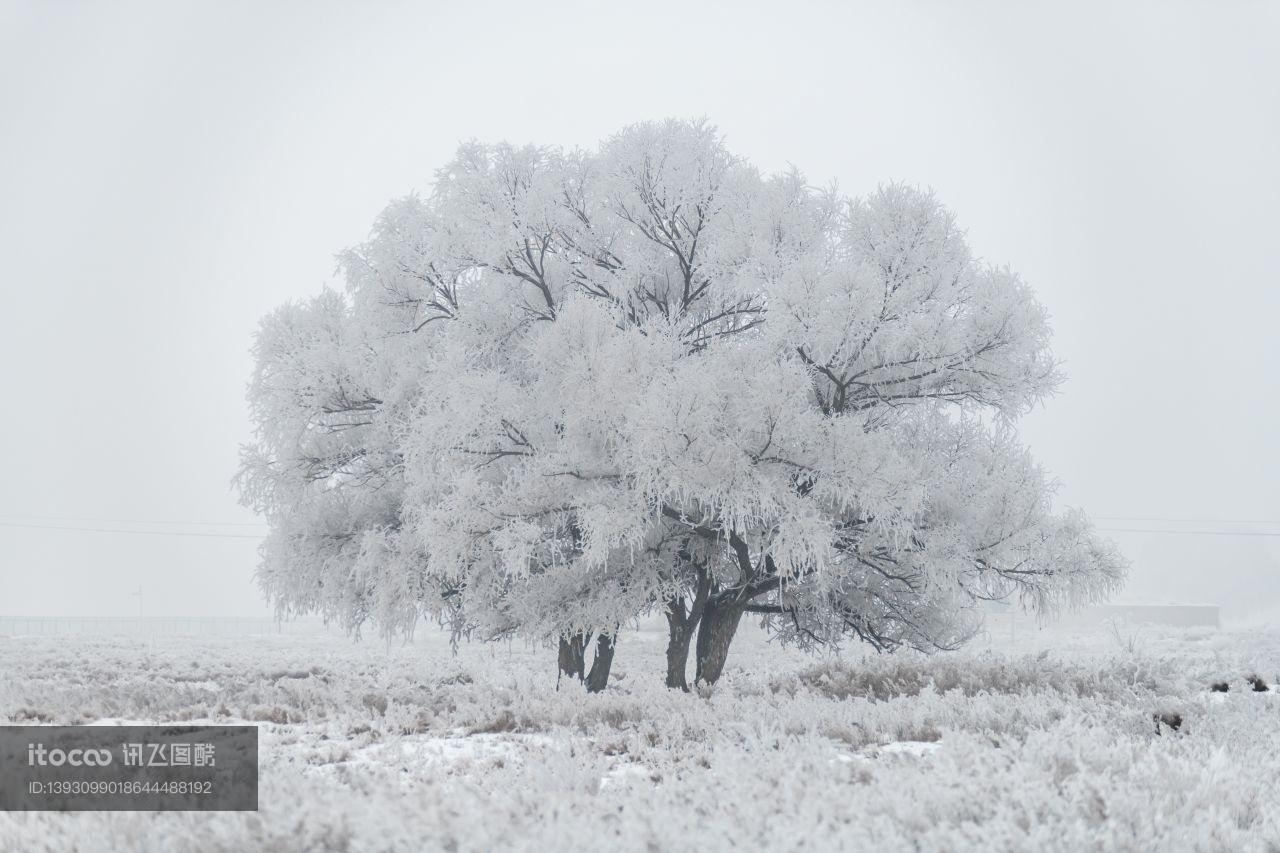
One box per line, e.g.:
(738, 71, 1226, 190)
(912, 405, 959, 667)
(2, 617, 1279, 852)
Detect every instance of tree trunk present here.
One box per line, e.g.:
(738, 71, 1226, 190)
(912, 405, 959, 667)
(557, 632, 590, 685)
(665, 597, 696, 691)
(694, 597, 747, 685)
(665, 555, 712, 691)
(585, 633, 616, 693)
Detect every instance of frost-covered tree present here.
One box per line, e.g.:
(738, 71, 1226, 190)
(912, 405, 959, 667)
(238, 119, 1125, 692)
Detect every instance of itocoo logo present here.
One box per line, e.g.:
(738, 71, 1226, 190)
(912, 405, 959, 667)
(27, 743, 113, 767)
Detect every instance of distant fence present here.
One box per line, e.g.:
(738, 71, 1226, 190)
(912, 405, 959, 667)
(0, 616, 338, 637)
(981, 601, 1222, 633)
(1044, 604, 1222, 630)
(1082, 604, 1221, 629)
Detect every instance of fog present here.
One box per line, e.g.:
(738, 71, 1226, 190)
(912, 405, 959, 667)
(1, 0, 1276, 620)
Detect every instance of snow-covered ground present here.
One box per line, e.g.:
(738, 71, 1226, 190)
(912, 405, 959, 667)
(2, 616, 1279, 852)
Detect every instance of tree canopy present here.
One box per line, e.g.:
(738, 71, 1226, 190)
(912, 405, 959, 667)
(237, 119, 1126, 690)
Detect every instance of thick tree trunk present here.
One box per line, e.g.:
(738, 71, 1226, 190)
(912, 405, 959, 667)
(585, 633, 616, 693)
(664, 553, 712, 691)
(665, 599, 696, 691)
(694, 597, 748, 686)
(557, 632, 590, 685)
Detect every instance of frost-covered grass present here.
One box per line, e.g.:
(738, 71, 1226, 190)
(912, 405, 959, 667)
(2, 619, 1279, 852)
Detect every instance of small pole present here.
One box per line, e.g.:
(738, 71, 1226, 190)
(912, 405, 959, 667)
(130, 586, 143, 635)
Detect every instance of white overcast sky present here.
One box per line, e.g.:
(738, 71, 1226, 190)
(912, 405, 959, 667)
(1, 0, 1276, 620)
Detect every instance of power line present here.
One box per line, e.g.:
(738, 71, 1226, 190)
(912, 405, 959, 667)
(8, 513, 1277, 529)
(3, 518, 1278, 541)
(1096, 527, 1280, 538)
(0, 514, 266, 528)
(0, 521, 264, 540)
(1093, 515, 1279, 526)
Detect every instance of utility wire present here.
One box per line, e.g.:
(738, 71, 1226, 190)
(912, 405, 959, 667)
(8, 514, 1277, 530)
(0, 521, 264, 540)
(1096, 527, 1280, 537)
(1093, 515, 1279, 526)
(2, 520, 1279, 540)
(0, 514, 266, 528)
